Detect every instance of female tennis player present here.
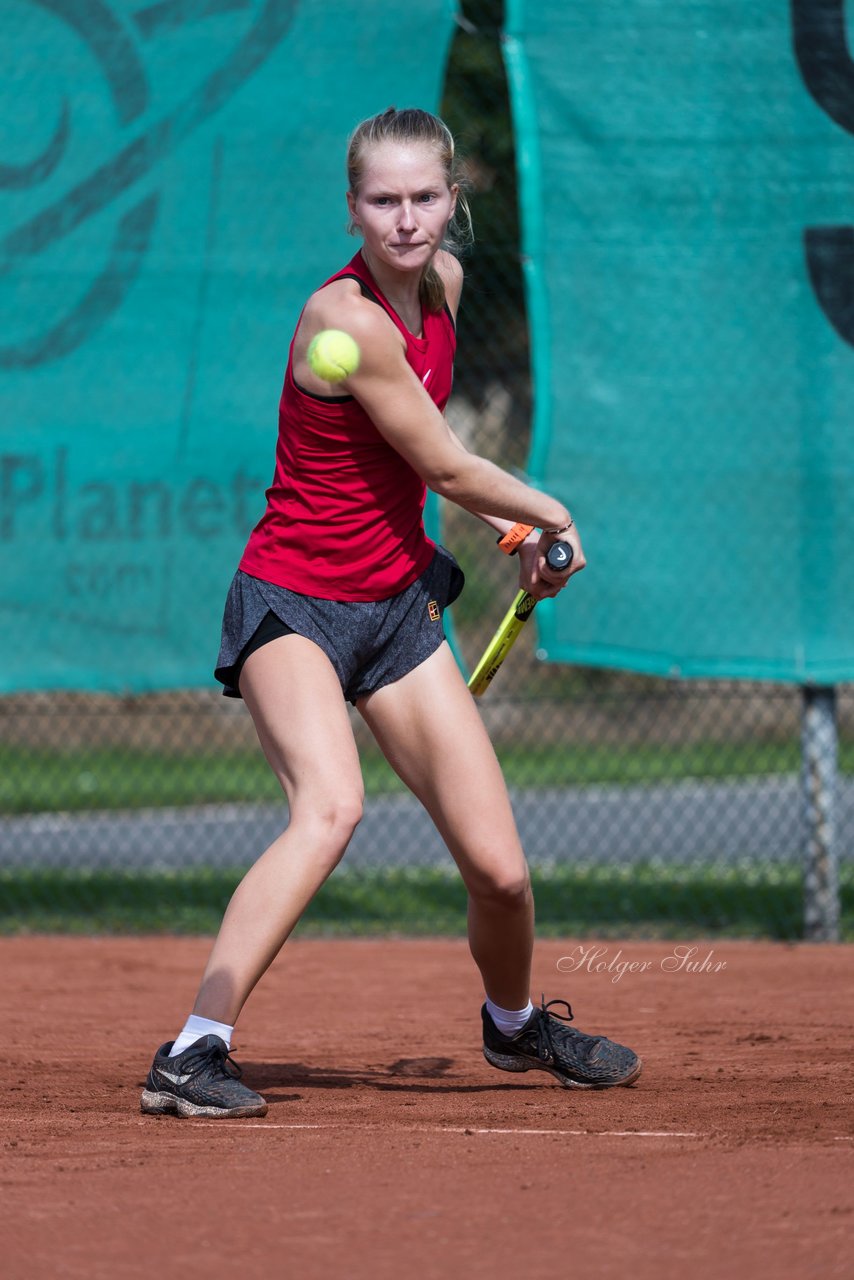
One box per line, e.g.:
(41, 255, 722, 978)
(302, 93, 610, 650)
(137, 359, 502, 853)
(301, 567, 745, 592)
(141, 107, 640, 1118)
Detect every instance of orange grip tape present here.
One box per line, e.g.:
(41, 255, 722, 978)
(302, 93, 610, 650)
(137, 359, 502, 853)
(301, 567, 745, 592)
(496, 522, 534, 556)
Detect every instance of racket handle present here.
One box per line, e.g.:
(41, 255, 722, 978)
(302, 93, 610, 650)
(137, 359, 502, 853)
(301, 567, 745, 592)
(498, 524, 574, 571)
(545, 541, 573, 572)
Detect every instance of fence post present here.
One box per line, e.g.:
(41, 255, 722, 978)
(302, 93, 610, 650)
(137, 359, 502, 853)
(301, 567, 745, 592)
(801, 685, 839, 941)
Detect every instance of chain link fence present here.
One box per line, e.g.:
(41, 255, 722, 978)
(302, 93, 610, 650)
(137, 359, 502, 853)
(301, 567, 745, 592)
(2, 1, 851, 937)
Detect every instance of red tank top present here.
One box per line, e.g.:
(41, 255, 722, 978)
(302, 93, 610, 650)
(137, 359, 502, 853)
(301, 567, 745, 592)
(239, 252, 456, 600)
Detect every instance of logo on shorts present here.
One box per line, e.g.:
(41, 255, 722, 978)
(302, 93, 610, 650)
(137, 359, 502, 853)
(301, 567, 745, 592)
(427, 599, 440, 622)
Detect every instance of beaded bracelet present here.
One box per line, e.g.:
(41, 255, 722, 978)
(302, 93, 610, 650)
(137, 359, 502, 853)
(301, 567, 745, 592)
(542, 518, 574, 535)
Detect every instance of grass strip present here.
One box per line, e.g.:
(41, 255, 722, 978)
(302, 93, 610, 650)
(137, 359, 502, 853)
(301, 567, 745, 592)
(1, 864, 851, 939)
(4, 739, 853, 814)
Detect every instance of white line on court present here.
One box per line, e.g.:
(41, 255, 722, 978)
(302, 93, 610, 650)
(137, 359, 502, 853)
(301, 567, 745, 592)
(444, 1127, 701, 1137)
(194, 1122, 701, 1137)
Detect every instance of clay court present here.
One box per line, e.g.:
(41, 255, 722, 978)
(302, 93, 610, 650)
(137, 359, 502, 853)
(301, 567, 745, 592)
(2, 935, 851, 1278)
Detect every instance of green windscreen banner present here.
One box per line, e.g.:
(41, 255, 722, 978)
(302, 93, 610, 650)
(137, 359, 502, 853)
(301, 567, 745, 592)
(1, 0, 457, 692)
(505, 1, 854, 683)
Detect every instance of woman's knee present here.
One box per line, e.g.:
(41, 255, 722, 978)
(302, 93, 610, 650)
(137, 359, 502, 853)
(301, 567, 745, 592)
(467, 865, 532, 910)
(292, 789, 364, 846)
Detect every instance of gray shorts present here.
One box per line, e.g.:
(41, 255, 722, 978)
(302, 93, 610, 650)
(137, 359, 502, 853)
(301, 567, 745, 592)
(214, 547, 465, 704)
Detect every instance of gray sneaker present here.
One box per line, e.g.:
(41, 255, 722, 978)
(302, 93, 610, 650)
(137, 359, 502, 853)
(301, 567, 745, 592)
(482, 997, 641, 1089)
(141, 1034, 268, 1118)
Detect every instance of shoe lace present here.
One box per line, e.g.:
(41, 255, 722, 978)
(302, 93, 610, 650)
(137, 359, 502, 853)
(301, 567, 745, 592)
(534, 995, 583, 1062)
(179, 1040, 242, 1082)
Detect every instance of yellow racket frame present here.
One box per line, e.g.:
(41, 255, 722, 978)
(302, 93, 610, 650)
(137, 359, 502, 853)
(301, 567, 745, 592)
(467, 588, 539, 697)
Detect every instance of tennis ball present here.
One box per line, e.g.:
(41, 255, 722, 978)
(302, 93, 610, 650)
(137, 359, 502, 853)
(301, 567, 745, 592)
(307, 329, 361, 383)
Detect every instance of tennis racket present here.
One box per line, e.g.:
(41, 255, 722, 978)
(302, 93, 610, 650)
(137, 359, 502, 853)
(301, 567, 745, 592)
(467, 528, 573, 697)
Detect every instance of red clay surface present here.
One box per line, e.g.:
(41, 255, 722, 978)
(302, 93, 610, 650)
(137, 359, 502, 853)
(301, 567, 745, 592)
(1, 937, 852, 1279)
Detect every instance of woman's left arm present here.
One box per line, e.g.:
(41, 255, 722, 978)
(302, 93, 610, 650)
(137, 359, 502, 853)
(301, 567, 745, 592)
(442, 423, 578, 599)
(435, 259, 574, 593)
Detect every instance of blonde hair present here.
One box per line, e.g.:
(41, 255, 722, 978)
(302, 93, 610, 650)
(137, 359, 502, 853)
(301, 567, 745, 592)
(346, 107, 473, 313)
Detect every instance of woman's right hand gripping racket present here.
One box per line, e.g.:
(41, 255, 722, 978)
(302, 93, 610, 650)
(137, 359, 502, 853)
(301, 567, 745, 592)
(467, 528, 573, 697)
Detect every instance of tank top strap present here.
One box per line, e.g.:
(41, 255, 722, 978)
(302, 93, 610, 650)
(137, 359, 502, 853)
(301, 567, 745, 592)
(322, 251, 411, 341)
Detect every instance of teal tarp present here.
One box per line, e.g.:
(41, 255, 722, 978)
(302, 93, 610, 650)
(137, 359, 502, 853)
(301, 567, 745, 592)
(1, 0, 456, 691)
(505, 1, 854, 682)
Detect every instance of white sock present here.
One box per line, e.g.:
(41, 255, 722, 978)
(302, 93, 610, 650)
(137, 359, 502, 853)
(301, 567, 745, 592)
(169, 1014, 234, 1057)
(486, 997, 534, 1037)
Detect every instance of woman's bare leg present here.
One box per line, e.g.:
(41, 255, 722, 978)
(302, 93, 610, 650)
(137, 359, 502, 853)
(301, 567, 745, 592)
(358, 643, 533, 1009)
(191, 635, 363, 1025)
